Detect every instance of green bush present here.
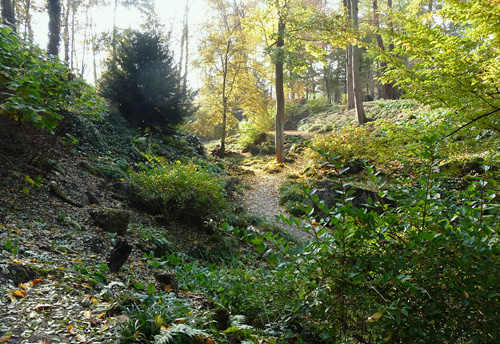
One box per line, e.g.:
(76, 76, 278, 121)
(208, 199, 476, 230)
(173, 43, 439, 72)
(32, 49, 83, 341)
(238, 120, 267, 150)
(304, 96, 329, 114)
(133, 161, 227, 221)
(0, 24, 103, 133)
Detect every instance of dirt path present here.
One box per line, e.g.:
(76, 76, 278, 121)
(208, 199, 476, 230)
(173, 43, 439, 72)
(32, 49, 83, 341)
(236, 149, 311, 241)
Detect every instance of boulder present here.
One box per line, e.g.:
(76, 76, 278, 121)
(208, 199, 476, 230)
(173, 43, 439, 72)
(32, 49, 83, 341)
(111, 181, 163, 215)
(107, 237, 132, 273)
(154, 271, 179, 292)
(315, 179, 394, 212)
(90, 208, 131, 236)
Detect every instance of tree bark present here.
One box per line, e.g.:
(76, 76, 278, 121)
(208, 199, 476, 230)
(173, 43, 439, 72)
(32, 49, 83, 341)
(275, 17, 286, 163)
(63, 0, 70, 62)
(47, 0, 61, 57)
(323, 64, 331, 104)
(182, 0, 189, 93)
(373, 0, 395, 99)
(343, 0, 354, 109)
(2, 0, 16, 30)
(350, 0, 366, 124)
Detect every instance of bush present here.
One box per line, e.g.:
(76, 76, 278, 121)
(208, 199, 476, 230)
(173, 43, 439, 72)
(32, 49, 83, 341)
(133, 161, 227, 222)
(0, 24, 103, 134)
(238, 120, 267, 150)
(304, 96, 330, 114)
(99, 29, 190, 129)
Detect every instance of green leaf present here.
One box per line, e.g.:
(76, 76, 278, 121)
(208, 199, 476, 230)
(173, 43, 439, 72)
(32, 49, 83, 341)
(132, 282, 145, 290)
(147, 283, 155, 295)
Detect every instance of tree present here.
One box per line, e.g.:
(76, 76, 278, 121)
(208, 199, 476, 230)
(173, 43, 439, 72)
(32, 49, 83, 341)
(47, 0, 62, 56)
(349, 0, 366, 124)
(194, 0, 268, 156)
(379, 0, 500, 135)
(99, 29, 189, 129)
(2, 0, 16, 30)
(372, 0, 397, 99)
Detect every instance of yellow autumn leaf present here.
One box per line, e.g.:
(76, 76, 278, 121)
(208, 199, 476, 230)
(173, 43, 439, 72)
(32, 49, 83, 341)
(165, 284, 173, 292)
(0, 334, 12, 343)
(367, 312, 383, 323)
(175, 318, 187, 324)
(68, 324, 76, 335)
(83, 310, 91, 319)
(155, 315, 164, 325)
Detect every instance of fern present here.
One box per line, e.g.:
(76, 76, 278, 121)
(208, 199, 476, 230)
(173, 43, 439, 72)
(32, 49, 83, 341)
(154, 324, 209, 344)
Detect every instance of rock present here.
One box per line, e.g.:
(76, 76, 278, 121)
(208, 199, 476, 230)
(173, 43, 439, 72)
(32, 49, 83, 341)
(111, 181, 162, 215)
(107, 237, 132, 273)
(343, 158, 365, 175)
(213, 307, 231, 331)
(224, 177, 238, 199)
(90, 208, 131, 236)
(49, 182, 83, 207)
(0, 263, 36, 285)
(154, 271, 179, 292)
(78, 161, 106, 179)
(85, 191, 100, 205)
(315, 179, 394, 212)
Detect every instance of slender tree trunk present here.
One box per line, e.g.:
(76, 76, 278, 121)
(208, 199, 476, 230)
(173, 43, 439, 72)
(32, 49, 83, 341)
(373, 0, 394, 99)
(2, 0, 16, 30)
(71, 6, 75, 68)
(80, 4, 89, 77)
(324, 64, 331, 103)
(112, 0, 118, 54)
(25, 0, 32, 40)
(182, 0, 189, 93)
(275, 17, 286, 163)
(63, 0, 71, 62)
(343, 0, 354, 109)
(47, 0, 61, 57)
(350, 0, 366, 124)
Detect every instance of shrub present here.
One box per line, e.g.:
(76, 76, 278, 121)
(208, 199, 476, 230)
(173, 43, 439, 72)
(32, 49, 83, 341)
(304, 95, 329, 114)
(0, 24, 103, 134)
(133, 161, 227, 221)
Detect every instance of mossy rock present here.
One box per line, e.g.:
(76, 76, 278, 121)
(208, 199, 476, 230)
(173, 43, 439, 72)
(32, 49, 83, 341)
(90, 208, 131, 236)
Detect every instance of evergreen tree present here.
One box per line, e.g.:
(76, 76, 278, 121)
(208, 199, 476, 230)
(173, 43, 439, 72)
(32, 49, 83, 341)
(99, 29, 190, 129)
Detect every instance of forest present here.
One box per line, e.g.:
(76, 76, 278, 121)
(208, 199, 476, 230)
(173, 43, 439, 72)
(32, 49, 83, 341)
(0, 0, 499, 343)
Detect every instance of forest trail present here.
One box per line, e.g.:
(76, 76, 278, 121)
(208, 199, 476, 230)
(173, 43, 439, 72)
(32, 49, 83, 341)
(236, 138, 313, 241)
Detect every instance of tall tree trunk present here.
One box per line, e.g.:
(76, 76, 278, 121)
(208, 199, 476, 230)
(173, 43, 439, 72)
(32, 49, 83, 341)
(275, 17, 286, 163)
(2, 0, 16, 30)
(323, 64, 331, 104)
(63, 0, 71, 62)
(350, 0, 366, 124)
(343, 0, 354, 109)
(112, 0, 118, 54)
(181, 0, 189, 93)
(80, 4, 89, 77)
(373, 0, 394, 99)
(70, 6, 75, 68)
(47, 0, 61, 57)
(25, 0, 33, 40)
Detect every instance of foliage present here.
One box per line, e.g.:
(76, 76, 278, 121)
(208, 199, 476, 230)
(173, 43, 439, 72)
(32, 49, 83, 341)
(237, 120, 268, 151)
(378, 0, 500, 135)
(120, 295, 196, 344)
(278, 179, 310, 216)
(99, 29, 190, 129)
(303, 95, 329, 114)
(0, 24, 104, 133)
(133, 160, 227, 221)
(191, 0, 270, 145)
(310, 103, 495, 178)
